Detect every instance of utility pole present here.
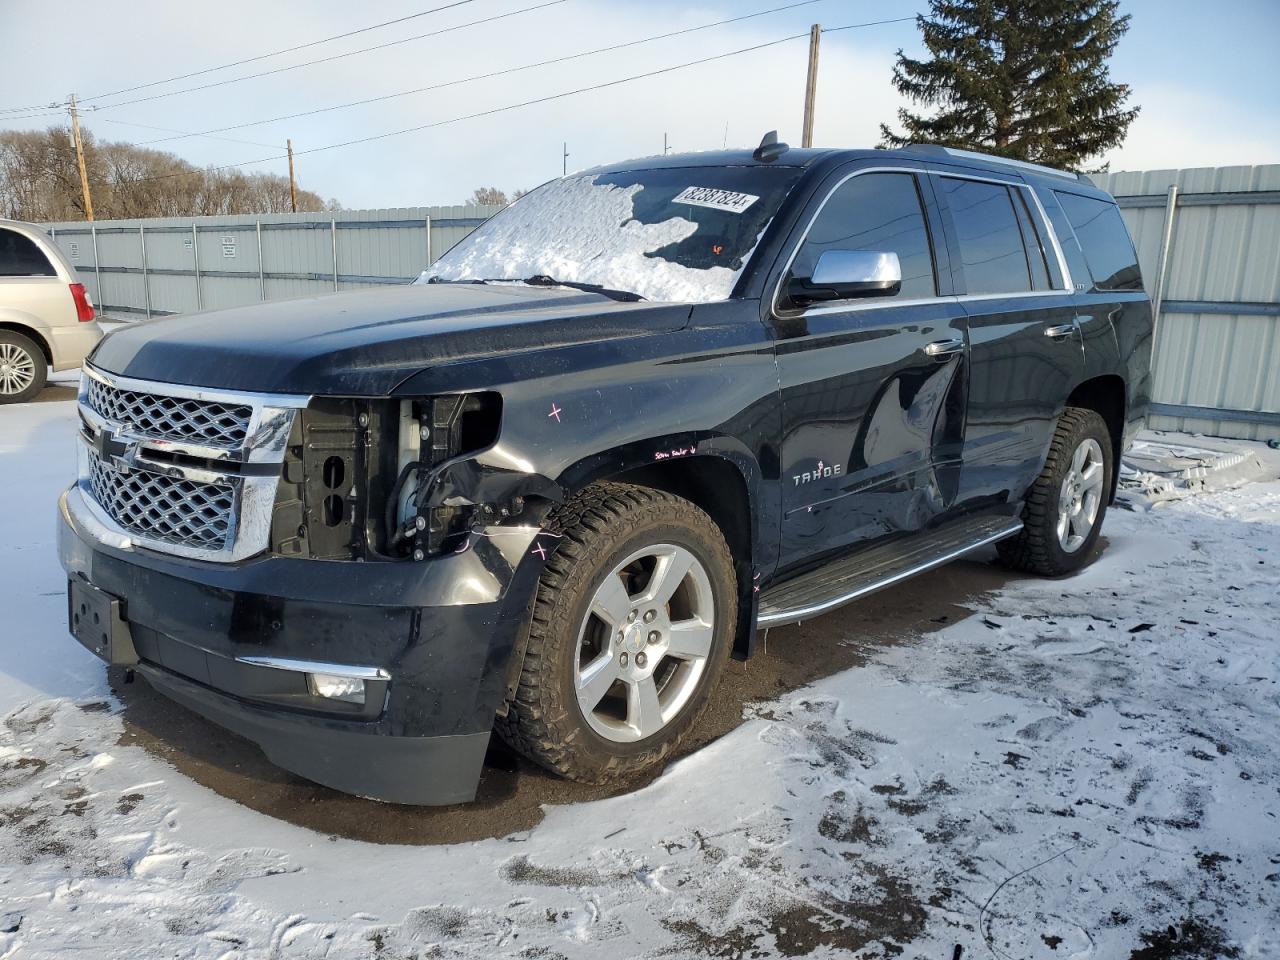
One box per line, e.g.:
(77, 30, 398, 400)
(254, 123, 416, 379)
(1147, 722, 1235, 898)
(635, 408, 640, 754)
(562, 141, 569, 176)
(286, 139, 298, 213)
(663, 132, 669, 155)
(68, 94, 94, 222)
(801, 24, 821, 148)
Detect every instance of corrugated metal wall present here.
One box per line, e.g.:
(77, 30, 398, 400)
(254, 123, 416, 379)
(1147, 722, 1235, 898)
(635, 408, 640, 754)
(42, 205, 501, 320)
(1089, 165, 1280, 440)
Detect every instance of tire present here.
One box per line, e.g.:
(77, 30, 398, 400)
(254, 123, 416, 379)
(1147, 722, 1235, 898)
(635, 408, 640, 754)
(0, 330, 47, 404)
(498, 482, 737, 783)
(997, 407, 1113, 576)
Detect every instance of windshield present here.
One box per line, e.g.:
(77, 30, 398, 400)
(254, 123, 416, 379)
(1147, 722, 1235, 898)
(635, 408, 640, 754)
(426, 166, 801, 303)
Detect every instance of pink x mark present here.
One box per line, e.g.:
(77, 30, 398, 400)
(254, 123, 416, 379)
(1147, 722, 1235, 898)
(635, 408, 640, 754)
(531, 542, 548, 560)
(548, 403, 563, 422)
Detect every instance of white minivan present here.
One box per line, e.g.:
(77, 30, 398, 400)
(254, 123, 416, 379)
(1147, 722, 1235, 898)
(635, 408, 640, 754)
(0, 219, 103, 402)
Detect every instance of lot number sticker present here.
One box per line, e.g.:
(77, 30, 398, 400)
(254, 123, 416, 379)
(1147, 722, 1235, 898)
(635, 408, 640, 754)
(673, 186, 759, 214)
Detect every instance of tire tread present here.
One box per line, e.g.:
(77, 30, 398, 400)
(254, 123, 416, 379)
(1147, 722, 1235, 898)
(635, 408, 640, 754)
(496, 482, 735, 782)
(997, 407, 1111, 576)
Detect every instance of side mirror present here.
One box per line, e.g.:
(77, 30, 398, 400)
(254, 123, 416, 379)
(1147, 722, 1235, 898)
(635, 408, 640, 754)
(787, 250, 902, 306)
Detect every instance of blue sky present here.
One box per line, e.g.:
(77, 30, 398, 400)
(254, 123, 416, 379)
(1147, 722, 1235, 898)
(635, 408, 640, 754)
(4, 0, 1278, 208)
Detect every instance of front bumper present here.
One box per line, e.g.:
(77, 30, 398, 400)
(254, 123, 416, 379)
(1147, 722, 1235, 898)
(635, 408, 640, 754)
(58, 485, 543, 805)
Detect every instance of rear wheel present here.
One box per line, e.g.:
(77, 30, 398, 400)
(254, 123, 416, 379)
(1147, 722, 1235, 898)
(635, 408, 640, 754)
(998, 407, 1112, 575)
(498, 482, 736, 783)
(0, 331, 46, 404)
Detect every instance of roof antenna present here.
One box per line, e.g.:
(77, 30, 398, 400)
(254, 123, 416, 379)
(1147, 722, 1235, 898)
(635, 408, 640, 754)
(753, 130, 789, 163)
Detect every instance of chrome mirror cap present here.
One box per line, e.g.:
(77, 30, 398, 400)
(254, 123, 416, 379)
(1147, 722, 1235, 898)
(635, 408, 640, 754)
(810, 249, 902, 286)
(789, 250, 903, 306)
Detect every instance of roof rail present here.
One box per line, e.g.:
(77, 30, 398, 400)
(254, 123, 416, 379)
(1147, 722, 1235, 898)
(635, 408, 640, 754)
(903, 144, 1083, 181)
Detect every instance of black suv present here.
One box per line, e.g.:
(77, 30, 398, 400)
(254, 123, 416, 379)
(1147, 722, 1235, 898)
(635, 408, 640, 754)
(59, 142, 1151, 805)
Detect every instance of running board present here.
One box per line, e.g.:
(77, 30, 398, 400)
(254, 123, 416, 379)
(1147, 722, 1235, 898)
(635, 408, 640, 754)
(757, 516, 1022, 627)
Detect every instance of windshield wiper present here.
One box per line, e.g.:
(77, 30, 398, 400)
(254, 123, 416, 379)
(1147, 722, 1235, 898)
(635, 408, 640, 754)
(522, 274, 645, 302)
(425, 274, 644, 302)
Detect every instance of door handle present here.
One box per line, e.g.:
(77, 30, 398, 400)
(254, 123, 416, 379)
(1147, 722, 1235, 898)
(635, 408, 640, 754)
(1044, 323, 1077, 339)
(924, 338, 964, 358)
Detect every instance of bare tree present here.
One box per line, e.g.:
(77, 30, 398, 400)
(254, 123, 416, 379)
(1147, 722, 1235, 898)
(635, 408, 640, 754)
(469, 187, 508, 207)
(0, 125, 334, 222)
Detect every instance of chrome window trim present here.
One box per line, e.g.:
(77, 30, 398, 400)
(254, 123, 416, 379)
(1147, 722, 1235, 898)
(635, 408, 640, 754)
(235, 656, 391, 681)
(925, 167, 1075, 294)
(770, 164, 1076, 321)
(1016, 178, 1075, 292)
(75, 365, 310, 563)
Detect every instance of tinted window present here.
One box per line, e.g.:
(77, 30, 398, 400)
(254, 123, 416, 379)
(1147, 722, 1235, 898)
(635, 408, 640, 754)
(0, 229, 56, 277)
(1055, 191, 1143, 291)
(940, 178, 1032, 295)
(792, 172, 936, 300)
(1011, 189, 1053, 290)
(1037, 188, 1093, 289)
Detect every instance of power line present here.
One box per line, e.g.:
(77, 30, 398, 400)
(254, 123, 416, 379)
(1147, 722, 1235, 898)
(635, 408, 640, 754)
(97, 118, 284, 151)
(115, 17, 914, 188)
(82, 0, 570, 114)
(823, 17, 919, 33)
(0, 0, 478, 116)
(0, 109, 66, 123)
(128, 0, 829, 148)
(0, 108, 285, 150)
(83, 0, 478, 104)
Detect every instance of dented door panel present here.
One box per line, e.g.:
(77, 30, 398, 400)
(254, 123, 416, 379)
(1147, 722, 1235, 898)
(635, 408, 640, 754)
(774, 300, 968, 567)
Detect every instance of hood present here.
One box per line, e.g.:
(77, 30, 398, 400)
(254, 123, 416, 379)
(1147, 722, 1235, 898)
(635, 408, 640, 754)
(89, 283, 691, 395)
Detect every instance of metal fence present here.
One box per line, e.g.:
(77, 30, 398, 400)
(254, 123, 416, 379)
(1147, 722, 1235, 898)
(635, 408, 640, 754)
(1090, 164, 1280, 440)
(42, 205, 501, 320)
(41, 165, 1280, 440)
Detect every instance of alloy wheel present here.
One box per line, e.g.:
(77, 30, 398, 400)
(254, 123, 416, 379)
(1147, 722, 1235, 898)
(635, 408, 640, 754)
(1057, 437, 1105, 553)
(0, 343, 36, 396)
(574, 543, 715, 743)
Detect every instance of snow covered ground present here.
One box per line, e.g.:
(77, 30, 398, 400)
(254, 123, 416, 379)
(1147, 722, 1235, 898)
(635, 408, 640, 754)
(1, 396, 1277, 959)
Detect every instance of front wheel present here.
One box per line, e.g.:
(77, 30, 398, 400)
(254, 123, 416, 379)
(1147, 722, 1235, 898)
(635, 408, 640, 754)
(498, 483, 736, 783)
(998, 407, 1113, 576)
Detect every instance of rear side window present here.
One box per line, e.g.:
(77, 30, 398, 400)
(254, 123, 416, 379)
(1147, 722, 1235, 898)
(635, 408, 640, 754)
(792, 172, 937, 300)
(939, 177, 1034, 295)
(1054, 192, 1143, 291)
(1010, 189, 1053, 290)
(0, 228, 57, 277)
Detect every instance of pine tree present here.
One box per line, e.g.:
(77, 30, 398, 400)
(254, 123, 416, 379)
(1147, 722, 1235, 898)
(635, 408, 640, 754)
(880, 0, 1138, 170)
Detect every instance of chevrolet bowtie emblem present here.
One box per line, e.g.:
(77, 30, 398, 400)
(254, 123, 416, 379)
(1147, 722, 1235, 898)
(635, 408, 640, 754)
(96, 427, 140, 475)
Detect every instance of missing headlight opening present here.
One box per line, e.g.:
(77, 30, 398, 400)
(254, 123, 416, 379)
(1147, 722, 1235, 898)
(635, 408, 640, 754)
(387, 392, 505, 560)
(270, 393, 506, 561)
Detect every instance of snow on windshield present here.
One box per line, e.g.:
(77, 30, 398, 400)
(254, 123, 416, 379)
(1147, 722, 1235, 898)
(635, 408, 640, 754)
(428, 175, 760, 303)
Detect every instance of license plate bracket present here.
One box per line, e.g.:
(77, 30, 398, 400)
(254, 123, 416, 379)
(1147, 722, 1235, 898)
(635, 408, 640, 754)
(68, 579, 138, 666)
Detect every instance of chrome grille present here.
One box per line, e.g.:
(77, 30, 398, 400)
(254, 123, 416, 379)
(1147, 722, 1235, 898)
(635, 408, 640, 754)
(87, 449, 234, 550)
(76, 366, 307, 563)
(85, 376, 253, 449)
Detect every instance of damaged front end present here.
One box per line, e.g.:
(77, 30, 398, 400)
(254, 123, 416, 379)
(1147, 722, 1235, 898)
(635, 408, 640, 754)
(268, 391, 563, 565)
(59, 369, 570, 804)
